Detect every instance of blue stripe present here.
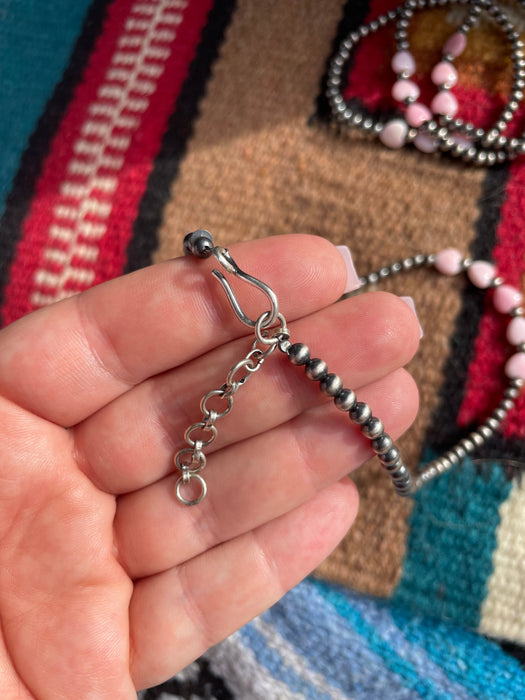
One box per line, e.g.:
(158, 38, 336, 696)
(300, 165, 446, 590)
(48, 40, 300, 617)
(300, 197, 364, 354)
(312, 580, 454, 700)
(239, 622, 335, 700)
(394, 457, 512, 627)
(0, 0, 94, 219)
(390, 605, 525, 700)
(262, 581, 420, 699)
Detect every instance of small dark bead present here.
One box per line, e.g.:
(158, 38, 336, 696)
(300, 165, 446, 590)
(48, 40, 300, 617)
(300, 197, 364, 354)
(183, 230, 214, 258)
(288, 343, 311, 366)
(349, 401, 372, 424)
(334, 388, 356, 411)
(305, 358, 328, 381)
(371, 434, 393, 454)
(379, 447, 400, 466)
(383, 457, 402, 472)
(320, 373, 343, 396)
(361, 417, 384, 439)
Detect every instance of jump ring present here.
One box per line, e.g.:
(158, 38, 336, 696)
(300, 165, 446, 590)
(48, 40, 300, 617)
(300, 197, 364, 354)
(175, 447, 206, 473)
(200, 389, 234, 419)
(176, 473, 208, 506)
(185, 422, 218, 448)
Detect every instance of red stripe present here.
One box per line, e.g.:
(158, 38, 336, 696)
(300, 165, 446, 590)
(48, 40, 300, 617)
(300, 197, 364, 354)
(458, 164, 525, 439)
(2, 0, 213, 325)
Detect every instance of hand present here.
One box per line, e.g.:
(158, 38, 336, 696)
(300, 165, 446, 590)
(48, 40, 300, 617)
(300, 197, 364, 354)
(0, 235, 419, 698)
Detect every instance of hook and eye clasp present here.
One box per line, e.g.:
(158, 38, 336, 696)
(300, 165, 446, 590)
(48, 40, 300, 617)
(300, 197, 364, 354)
(183, 230, 280, 329)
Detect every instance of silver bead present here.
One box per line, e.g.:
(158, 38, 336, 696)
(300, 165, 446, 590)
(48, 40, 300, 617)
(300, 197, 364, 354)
(371, 434, 393, 454)
(361, 417, 384, 439)
(492, 407, 507, 422)
(305, 358, 328, 381)
(334, 388, 357, 411)
(287, 343, 311, 366)
(486, 416, 500, 430)
(349, 401, 372, 424)
(379, 447, 400, 466)
(478, 425, 494, 439)
(499, 398, 515, 411)
(320, 373, 343, 397)
(183, 229, 214, 258)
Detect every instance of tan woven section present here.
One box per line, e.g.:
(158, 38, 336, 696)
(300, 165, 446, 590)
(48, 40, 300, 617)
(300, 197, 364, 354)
(479, 478, 525, 644)
(155, 0, 485, 596)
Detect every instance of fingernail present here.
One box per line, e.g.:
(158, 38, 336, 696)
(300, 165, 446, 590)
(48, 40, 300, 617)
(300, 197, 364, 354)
(336, 246, 361, 294)
(400, 296, 424, 338)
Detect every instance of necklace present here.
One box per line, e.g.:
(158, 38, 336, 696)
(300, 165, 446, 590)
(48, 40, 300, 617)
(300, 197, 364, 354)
(327, 0, 525, 165)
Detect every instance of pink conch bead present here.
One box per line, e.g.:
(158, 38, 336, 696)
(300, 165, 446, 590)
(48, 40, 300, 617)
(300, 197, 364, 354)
(414, 133, 437, 153)
(493, 284, 523, 314)
(505, 352, 525, 380)
(406, 102, 432, 127)
(507, 316, 525, 346)
(392, 50, 416, 76)
(467, 261, 496, 289)
(379, 119, 408, 149)
(392, 79, 420, 102)
(431, 90, 458, 117)
(431, 61, 458, 87)
(443, 32, 467, 58)
(435, 248, 463, 275)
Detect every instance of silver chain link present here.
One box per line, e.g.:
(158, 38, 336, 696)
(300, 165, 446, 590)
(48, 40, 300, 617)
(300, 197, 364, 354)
(174, 316, 289, 505)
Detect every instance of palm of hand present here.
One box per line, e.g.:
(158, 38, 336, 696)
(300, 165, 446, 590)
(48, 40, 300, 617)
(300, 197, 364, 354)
(0, 236, 419, 698)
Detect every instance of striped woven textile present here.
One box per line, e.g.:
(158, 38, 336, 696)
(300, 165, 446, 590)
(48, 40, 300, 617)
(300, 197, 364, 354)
(2, 0, 525, 696)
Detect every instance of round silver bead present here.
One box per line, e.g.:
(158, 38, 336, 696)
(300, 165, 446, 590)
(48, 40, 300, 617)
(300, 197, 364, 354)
(349, 401, 372, 424)
(361, 417, 384, 439)
(379, 447, 400, 466)
(287, 343, 311, 366)
(334, 388, 357, 411)
(371, 434, 393, 454)
(320, 373, 344, 397)
(478, 425, 494, 439)
(305, 358, 328, 381)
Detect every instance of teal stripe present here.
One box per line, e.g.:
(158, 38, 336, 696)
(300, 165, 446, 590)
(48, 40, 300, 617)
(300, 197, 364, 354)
(0, 0, 94, 219)
(312, 579, 451, 699)
(390, 604, 525, 700)
(394, 456, 512, 627)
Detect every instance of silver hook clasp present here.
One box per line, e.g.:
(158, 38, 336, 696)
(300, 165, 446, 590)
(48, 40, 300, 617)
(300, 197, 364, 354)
(211, 246, 279, 328)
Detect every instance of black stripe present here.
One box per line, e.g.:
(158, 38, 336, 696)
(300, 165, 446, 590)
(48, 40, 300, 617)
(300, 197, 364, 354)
(124, 0, 238, 273)
(138, 658, 234, 699)
(424, 164, 525, 469)
(0, 0, 113, 327)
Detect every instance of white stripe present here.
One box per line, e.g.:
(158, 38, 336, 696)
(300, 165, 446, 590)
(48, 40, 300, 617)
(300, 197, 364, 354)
(253, 617, 350, 700)
(206, 632, 308, 700)
(160, 11, 183, 25)
(98, 84, 127, 101)
(105, 67, 133, 83)
(74, 139, 101, 157)
(34, 269, 61, 287)
(100, 153, 125, 170)
(149, 28, 176, 42)
(81, 199, 112, 218)
(78, 221, 107, 239)
(125, 17, 151, 31)
(81, 120, 111, 138)
(144, 45, 170, 60)
(130, 78, 156, 95)
(132, 2, 156, 15)
(53, 204, 79, 221)
(112, 51, 139, 66)
(43, 248, 68, 265)
(73, 244, 99, 262)
(60, 177, 118, 199)
(31, 291, 62, 307)
(49, 225, 74, 242)
(125, 96, 149, 112)
(137, 62, 164, 78)
(118, 34, 142, 48)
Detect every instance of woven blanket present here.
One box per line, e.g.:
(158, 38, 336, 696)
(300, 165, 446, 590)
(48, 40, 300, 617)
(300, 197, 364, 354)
(2, 0, 525, 697)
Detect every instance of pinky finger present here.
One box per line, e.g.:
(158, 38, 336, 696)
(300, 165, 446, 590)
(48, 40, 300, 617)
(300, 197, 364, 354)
(130, 478, 359, 690)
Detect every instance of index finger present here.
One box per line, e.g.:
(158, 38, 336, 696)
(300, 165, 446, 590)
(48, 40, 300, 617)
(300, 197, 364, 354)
(0, 235, 347, 426)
